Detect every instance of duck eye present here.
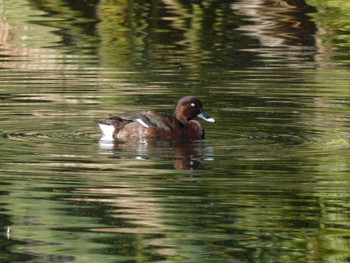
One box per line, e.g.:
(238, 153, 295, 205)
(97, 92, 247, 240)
(191, 103, 195, 107)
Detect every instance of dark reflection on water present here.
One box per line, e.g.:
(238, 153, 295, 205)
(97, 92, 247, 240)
(232, 1, 317, 46)
(2, 0, 350, 262)
(98, 139, 213, 170)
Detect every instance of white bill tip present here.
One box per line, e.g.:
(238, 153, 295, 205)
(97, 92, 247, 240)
(197, 113, 216, 123)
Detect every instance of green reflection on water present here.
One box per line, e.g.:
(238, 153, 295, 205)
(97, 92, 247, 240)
(307, 0, 350, 47)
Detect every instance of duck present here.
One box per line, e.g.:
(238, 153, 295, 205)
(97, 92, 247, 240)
(97, 96, 215, 141)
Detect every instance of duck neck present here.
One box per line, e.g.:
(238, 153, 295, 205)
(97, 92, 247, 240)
(174, 112, 187, 126)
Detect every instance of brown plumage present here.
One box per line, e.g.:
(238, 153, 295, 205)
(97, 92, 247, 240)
(97, 96, 215, 141)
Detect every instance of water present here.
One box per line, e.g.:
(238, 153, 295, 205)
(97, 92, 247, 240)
(1, 0, 350, 262)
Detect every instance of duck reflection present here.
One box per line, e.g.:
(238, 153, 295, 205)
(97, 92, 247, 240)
(98, 138, 213, 170)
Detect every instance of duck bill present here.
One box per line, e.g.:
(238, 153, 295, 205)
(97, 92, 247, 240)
(197, 110, 215, 123)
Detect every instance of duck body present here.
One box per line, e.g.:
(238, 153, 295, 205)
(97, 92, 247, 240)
(97, 96, 215, 141)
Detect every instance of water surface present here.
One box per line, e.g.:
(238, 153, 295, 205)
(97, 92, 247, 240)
(1, 0, 350, 262)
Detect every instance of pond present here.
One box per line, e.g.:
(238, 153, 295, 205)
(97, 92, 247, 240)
(1, 0, 350, 262)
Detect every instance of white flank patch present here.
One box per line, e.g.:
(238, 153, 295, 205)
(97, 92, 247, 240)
(136, 118, 149, 127)
(97, 123, 115, 140)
